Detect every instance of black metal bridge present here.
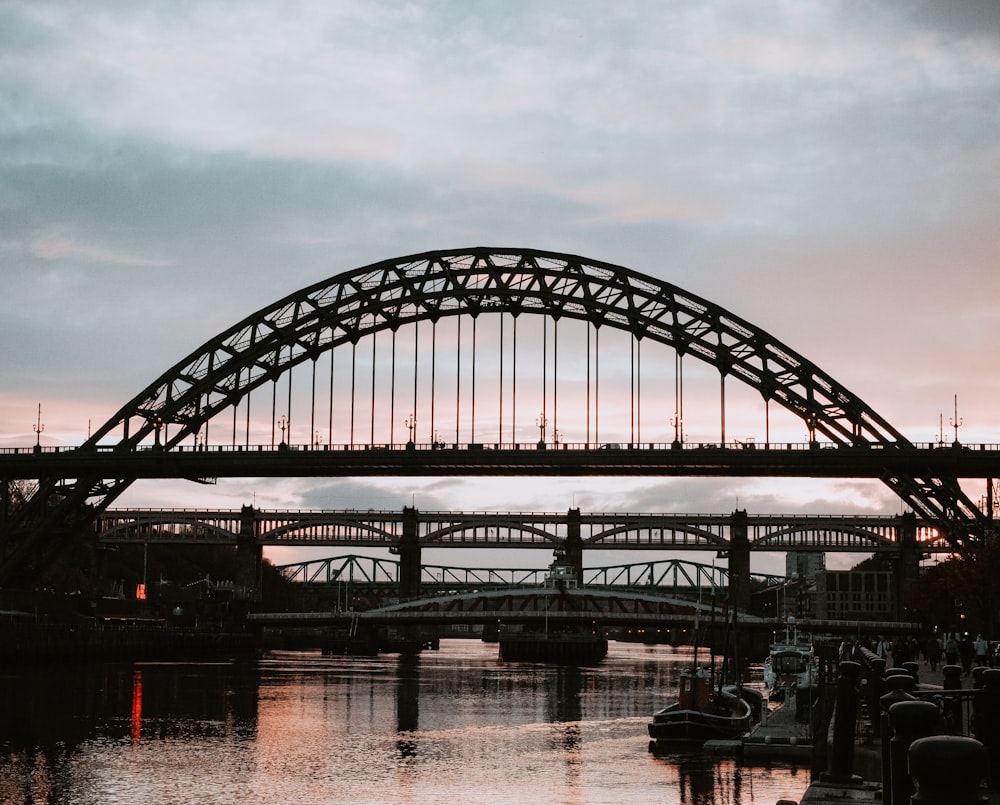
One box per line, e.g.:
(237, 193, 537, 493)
(3, 247, 997, 586)
(96, 506, 952, 554)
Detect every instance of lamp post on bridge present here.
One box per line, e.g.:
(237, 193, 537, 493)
(950, 394, 963, 446)
(536, 413, 547, 448)
(33, 403, 44, 453)
(405, 414, 416, 446)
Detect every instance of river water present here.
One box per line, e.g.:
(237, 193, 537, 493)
(0, 640, 813, 804)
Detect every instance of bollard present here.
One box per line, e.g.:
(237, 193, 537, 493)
(972, 668, 1000, 789)
(942, 664, 963, 733)
(879, 674, 916, 804)
(821, 661, 862, 785)
(868, 656, 886, 737)
(887, 700, 939, 805)
(909, 735, 988, 804)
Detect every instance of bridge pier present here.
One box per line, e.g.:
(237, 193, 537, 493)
(894, 513, 920, 622)
(729, 510, 752, 668)
(728, 510, 751, 613)
(565, 508, 584, 585)
(237, 505, 263, 601)
(396, 506, 422, 599)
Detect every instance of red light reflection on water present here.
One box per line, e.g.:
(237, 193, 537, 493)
(130, 669, 143, 745)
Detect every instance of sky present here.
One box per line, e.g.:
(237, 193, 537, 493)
(2, 1, 999, 574)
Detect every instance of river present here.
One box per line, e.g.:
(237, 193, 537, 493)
(0, 639, 813, 804)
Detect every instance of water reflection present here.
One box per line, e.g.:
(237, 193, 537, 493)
(396, 652, 420, 758)
(0, 642, 811, 804)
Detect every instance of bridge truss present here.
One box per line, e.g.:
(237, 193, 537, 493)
(3, 247, 993, 585)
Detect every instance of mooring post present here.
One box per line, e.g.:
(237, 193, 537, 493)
(887, 700, 940, 805)
(821, 660, 862, 785)
(867, 655, 886, 737)
(972, 668, 1000, 789)
(943, 664, 964, 733)
(909, 735, 989, 804)
(879, 674, 916, 803)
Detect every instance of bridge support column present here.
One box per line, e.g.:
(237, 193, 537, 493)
(894, 513, 920, 622)
(564, 509, 584, 586)
(236, 505, 263, 602)
(728, 510, 751, 614)
(397, 506, 422, 599)
(728, 510, 752, 673)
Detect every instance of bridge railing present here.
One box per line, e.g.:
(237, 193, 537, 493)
(6, 440, 1000, 455)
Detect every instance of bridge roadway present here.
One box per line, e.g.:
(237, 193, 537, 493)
(96, 506, 953, 553)
(4, 439, 1000, 480)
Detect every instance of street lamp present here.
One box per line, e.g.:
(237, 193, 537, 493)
(405, 413, 416, 444)
(949, 394, 963, 446)
(33, 403, 44, 452)
(536, 413, 547, 445)
(278, 414, 288, 446)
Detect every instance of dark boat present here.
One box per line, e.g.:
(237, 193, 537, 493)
(647, 667, 754, 744)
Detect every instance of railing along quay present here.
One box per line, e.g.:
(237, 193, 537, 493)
(797, 648, 1000, 804)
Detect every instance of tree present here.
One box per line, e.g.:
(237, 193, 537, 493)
(910, 541, 1000, 636)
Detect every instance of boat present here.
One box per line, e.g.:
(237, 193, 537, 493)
(648, 599, 760, 746)
(647, 667, 754, 744)
(763, 617, 816, 700)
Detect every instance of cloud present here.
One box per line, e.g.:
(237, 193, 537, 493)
(1, 0, 997, 575)
(30, 233, 171, 267)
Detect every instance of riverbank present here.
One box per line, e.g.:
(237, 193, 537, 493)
(0, 619, 256, 663)
(795, 655, 1000, 805)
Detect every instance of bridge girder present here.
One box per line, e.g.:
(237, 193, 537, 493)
(92, 507, 951, 554)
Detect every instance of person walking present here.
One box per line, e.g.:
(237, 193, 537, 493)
(974, 634, 989, 667)
(945, 633, 960, 667)
(925, 634, 942, 672)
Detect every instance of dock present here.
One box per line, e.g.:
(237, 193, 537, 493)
(699, 695, 815, 762)
(742, 698, 814, 762)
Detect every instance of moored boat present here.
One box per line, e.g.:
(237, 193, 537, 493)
(647, 667, 754, 745)
(763, 618, 816, 700)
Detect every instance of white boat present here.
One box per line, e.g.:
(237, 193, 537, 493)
(763, 618, 816, 699)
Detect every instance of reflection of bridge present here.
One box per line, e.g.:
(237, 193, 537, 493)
(3, 247, 996, 586)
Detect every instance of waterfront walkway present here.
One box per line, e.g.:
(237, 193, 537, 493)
(794, 656, 1000, 805)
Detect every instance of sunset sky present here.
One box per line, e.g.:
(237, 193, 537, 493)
(2, 2, 998, 572)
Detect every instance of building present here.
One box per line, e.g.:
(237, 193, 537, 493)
(813, 570, 894, 622)
(785, 552, 825, 581)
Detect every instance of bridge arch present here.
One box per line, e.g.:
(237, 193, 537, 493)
(78, 247, 980, 535)
(7, 248, 986, 585)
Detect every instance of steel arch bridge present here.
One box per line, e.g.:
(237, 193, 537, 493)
(94, 507, 955, 554)
(2, 247, 990, 583)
